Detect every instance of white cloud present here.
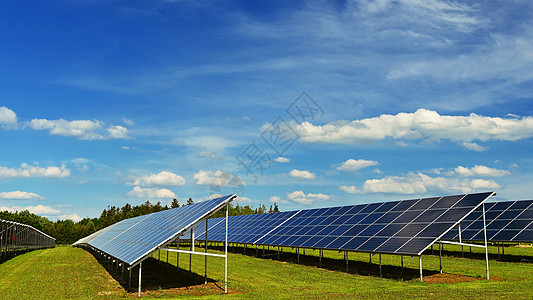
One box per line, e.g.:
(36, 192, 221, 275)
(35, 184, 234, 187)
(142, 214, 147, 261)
(336, 158, 379, 171)
(0, 191, 44, 200)
(58, 213, 82, 222)
(340, 172, 501, 195)
(274, 157, 290, 163)
(461, 141, 486, 152)
(454, 165, 510, 177)
(28, 118, 129, 140)
(129, 171, 186, 187)
(296, 109, 533, 150)
(288, 169, 316, 180)
(127, 186, 176, 199)
(235, 196, 252, 204)
(107, 125, 129, 139)
(287, 190, 330, 205)
(0, 204, 60, 215)
(0, 163, 71, 178)
(0, 106, 17, 128)
(269, 195, 289, 204)
(193, 170, 245, 187)
(122, 117, 134, 126)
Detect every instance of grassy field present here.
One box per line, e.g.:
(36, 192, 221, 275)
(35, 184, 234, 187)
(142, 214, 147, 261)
(0, 244, 532, 299)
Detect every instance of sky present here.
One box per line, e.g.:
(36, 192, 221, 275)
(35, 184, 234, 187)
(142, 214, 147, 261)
(1, 0, 533, 222)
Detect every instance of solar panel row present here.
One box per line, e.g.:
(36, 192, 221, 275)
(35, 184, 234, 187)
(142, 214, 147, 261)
(73, 194, 236, 266)
(444, 200, 533, 242)
(193, 192, 494, 256)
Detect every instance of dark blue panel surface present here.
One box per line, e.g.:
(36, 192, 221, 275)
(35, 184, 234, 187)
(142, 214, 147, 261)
(443, 200, 533, 242)
(74, 194, 236, 265)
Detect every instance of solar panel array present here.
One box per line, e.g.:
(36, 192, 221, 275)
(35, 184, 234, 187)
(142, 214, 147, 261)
(193, 192, 493, 256)
(444, 200, 533, 242)
(73, 194, 236, 265)
(1, 219, 55, 259)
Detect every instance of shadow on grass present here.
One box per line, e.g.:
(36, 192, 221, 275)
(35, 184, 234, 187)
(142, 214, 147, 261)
(91, 254, 224, 294)
(206, 244, 438, 281)
(422, 245, 533, 263)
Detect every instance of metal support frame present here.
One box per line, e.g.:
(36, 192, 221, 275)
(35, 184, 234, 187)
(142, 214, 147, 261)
(224, 204, 229, 293)
(439, 243, 442, 274)
(379, 254, 382, 277)
(482, 202, 490, 280)
(138, 262, 142, 297)
(345, 251, 348, 272)
(419, 255, 423, 281)
(204, 218, 208, 284)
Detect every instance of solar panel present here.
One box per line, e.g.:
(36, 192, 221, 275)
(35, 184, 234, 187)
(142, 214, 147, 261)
(190, 192, 493, 256)
(443, 199, 533, 242)
(255, 192, 492, 255)
(73, 194, 236, 266)
(193, 211, 299, 244)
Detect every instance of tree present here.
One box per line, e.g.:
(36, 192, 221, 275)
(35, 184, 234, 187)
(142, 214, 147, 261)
(171, 198, 180, 208)
(186, 198, 194, 205)
(273, 202, 280, 213)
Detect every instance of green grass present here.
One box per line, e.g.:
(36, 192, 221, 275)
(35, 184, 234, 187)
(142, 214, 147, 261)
(1, 244, 532, 299)
(0, 245, 126, 299)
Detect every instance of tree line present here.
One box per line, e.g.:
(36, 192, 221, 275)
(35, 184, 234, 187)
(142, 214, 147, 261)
(0, 198, 280, 244)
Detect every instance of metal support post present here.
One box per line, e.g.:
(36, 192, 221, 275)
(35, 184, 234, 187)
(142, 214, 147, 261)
(297, 247, 300, 264)
(369, 253, 372, 263)
(379, 254, 382, 277)
(138, 263, 142, 298)
(419, 256, 423, 281)
(204, 218, 208, 284)
(458, 223, 464, 257)
(122, 263, 124, 282)
(345, 251, 348, 272)
(278, 246, 280, 260)
(224, 204, 229, 294)
(439, 243, 443, 274)
(189, 227, 194, 278)
(497, 242, 500, 260)
(319, 249, 322, 267)
(401, 255, 403, 268)
(177, 237, 180, 271)
(482, 202, 490, 280)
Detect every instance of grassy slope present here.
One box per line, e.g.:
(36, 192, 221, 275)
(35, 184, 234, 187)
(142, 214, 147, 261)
(1, 245, 532, 299)
(0, 246, 126, 299)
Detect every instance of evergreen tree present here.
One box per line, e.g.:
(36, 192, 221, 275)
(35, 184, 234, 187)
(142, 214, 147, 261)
(171, 198, 180, 208)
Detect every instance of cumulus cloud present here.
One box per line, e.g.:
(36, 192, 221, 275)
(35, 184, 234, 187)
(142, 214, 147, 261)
(59, 213, 82, 222)
(0, 204, 60, 214)
(0, 191, 44, 200)
(193, 170, 245, 187)
(295, 109, 533, 151)
(129, 171, 186, 187)
(287, 190, 330, 205)
(269, 196, 289, 204)
(454, 165, 510, 177)
(340, 172, 501, 195)
(28, 118, 129, 140)
(288, 169, 316, 180)
(127, 186, 176, 199)
(0, 106, 17, 128)
(0, 163, 71, 178)
(336, 159, 379, 171)
(274, 157, 290, 163)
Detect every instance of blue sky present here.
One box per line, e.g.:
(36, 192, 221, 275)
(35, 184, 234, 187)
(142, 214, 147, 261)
(1, 0, 533, 221)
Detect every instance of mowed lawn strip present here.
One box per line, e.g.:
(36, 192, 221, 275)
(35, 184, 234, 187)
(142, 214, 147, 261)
(1, 244, 533, 299)
(0, 246, 126, 300)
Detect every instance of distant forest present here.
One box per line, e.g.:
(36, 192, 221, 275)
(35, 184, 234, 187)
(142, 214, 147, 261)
(0, 198, 280, 244)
